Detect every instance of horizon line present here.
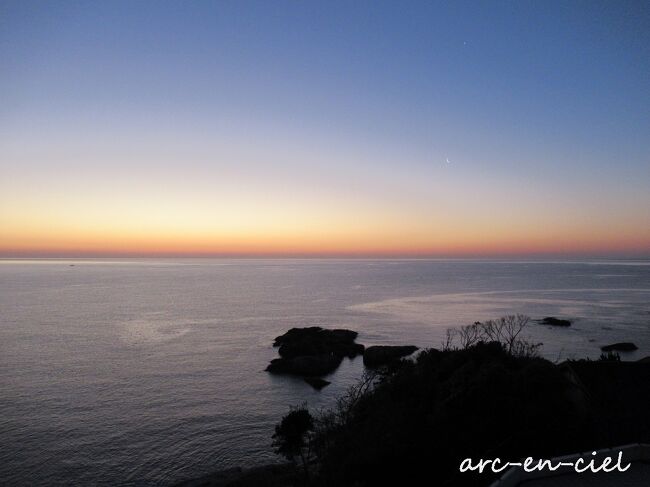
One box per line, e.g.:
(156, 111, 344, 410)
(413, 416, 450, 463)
(2, 252, 649, 260)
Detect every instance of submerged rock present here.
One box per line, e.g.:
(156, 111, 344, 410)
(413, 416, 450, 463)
(363, 345, 418, 368)
(601, 342, 638, 352)
(539, 317, 572, 327)
(304, 377, 331, 390)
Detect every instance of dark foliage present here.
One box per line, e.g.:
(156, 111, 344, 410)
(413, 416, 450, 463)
(599, 351, 621, 362)
(363, 345, 418, 368)
(443, 314, 542, 358)
(312, 342, 595, 487)
(271, 316, 650, 487)
(272, 406, 315, 482)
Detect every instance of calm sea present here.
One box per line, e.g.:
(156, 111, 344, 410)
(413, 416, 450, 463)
(1, 259, 650, 485)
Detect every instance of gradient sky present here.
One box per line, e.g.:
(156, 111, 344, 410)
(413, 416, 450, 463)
(1, 1, 649, 257)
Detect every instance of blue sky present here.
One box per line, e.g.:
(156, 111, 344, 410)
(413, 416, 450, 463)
(1, 1, 649, 256)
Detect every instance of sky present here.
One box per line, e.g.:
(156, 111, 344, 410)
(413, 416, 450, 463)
(1, 1, 649, 257)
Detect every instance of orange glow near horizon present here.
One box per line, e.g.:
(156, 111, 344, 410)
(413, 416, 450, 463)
(2, 2, 650, 260)
(2, 178, 649, 258)
(2, 202, 649, 258)
(2, 144, 649, 259)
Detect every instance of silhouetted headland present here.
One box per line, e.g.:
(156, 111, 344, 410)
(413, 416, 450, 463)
(179, 315, 650, 487)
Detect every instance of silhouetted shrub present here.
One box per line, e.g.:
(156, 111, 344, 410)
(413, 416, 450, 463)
(443, 314, 542, 357)
(599, 351, 621, 362)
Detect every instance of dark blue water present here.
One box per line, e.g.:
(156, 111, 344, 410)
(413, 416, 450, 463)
(1, 259, 649, 485)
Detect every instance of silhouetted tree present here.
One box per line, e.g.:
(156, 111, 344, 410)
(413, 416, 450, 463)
(272, 405, 314, 481)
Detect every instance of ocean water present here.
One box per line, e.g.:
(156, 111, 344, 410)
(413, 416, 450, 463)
(1, 258, 649, 486)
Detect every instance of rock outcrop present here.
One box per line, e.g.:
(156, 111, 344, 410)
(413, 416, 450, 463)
(601, 342, 638, 352)
(266, 327, 365, 390)
(267, 354, 343, 377)
(273, 327, 364, 359)
(538, 317, 572, 327)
